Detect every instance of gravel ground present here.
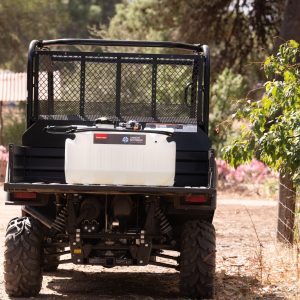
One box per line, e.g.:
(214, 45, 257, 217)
(0, 190, 284, 300)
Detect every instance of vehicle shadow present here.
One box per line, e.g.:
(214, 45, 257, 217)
(41, 269, 285, 300)
(45, 269, 180, 299)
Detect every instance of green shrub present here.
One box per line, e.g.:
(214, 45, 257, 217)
(210, 68, 247, 155)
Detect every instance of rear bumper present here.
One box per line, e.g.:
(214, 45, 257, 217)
(4, 182, 216, 196)
(4, 183, 216, 211)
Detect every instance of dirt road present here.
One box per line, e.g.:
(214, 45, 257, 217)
(0, 190, 283, 299)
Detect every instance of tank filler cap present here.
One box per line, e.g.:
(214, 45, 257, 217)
(95, 117, 115, 128)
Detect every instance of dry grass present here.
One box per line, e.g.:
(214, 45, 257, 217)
(215, 200, 299, 300)
(260, 243, 300, 299)
(216, 243, 300, 300)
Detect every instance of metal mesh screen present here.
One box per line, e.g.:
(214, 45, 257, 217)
(156, 62, 194, 118)
(85, 60, 117, 116)
(121, 62, 152, 117)
(35, 52, 202, 123)
(38, 55, 81, 115)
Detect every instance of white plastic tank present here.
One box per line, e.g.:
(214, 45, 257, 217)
(65, 129, 176, 186)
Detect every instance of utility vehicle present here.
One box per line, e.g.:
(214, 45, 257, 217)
(4, 39, 216, 299)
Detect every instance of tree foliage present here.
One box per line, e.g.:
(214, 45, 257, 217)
(0, 0, 121, 71)
(107, 0, 284, 73)
(0, 0, 68, 71)
(224, 40, 300, 181)
(63, 0, 120, 37)
(107, 0, 172, 42)
(210, 68, 247, 154)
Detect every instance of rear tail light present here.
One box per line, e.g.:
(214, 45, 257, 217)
(185, 194, 208, 203)
(14, 192, 37, 199)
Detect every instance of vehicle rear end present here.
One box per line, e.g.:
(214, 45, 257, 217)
(4, 39, 216, 299)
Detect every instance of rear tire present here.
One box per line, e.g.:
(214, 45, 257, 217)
(180, 220, 216, 299)
(4, 217, 43, 297)
(43, 246, 60, 272)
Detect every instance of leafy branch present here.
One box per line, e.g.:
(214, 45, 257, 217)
(223, 40, 300, 183)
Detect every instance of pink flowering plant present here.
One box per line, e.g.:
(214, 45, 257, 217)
(217, 158, 278, 197)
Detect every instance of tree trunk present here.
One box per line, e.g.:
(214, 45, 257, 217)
(275, 0, 300, 244)
(277, 173, 296, 244)
(278, 0, 300, 43)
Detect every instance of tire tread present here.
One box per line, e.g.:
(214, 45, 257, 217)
(4, 217, 43, 297)
(180, 220, 216, 299)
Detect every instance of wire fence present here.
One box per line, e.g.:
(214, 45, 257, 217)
(277, 180, 300, 245)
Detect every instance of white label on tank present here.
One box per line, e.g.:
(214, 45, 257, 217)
(93, 133, 146, 145)
(145, 123, 197, 132)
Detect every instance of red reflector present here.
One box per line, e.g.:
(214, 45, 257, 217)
(185, 194, 208, 203)
(14, 192, 37, 199)
(94, 133, 108, 140)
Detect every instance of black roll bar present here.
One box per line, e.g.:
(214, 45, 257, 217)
(202, 45, 210, 133)
(36, 38, 203, 52)
(27, 40, 40, 127)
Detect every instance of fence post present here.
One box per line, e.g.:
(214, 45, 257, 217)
(277, 172, 296, 244)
